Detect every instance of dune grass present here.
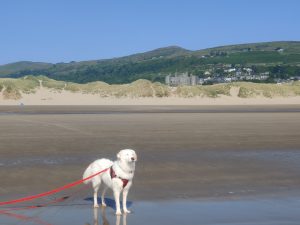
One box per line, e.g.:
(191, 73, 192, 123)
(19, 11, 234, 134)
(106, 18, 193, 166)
(152, 82, 170, 97)
(232, 82, 300, 98)
(0, 76, 40, 99)
(175, 83, 231, 98)
(64, 79, 170, 98)
(1, 76, 300, 100)
(35, 75, 66, 90)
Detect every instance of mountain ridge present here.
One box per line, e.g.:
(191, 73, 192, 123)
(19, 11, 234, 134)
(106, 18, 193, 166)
(1, 41, 299, 84)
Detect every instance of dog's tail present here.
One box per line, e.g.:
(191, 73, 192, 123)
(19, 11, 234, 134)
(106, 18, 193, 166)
(82, 164, 93, 184)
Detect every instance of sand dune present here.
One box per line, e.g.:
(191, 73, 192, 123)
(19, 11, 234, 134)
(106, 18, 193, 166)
(1, 86, 300, 105)
(1, 76, 300, 105)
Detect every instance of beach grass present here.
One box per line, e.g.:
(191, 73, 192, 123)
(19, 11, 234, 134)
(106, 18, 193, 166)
(232, 81, 300, 98)
(175, 83, 231, 98)
(1, 76, 300, 100)
(0, 76, 40, 99)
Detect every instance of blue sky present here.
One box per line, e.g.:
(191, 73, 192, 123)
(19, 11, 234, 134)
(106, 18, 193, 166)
(0, 0, 299, 65)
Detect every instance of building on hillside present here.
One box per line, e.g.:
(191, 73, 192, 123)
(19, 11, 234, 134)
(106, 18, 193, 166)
(165, 72, 202, 86)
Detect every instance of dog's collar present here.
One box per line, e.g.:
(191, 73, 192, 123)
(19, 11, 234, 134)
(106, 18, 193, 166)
(110, 167, 129, 188)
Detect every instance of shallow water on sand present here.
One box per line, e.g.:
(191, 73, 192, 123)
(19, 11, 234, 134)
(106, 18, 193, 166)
(1, 197, 300, 225)
(1, 106, 300, 224)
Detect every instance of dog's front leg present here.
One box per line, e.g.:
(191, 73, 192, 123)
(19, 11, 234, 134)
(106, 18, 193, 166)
(113, 189, 122, 215)
(122, 189, 131, 214)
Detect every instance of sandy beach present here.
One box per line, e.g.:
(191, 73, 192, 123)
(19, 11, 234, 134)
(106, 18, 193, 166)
(1, 105, 300, 224)
(1, 0, 300, 223)
(1, 105, 300, 199)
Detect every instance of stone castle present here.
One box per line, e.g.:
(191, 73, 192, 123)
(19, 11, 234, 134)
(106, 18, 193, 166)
(165, 72, 202, 86)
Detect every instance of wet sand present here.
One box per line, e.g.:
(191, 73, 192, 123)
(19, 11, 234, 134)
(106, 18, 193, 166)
(1, 105, 300, 224)
(1, 104, 300, 114)
(1, 198, 300, 225)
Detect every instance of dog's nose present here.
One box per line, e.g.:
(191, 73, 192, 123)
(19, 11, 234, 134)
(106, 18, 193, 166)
(131, 157, 135, 161)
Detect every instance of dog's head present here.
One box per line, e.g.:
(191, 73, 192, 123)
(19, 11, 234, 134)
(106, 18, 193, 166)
(117, 149, 137, 163)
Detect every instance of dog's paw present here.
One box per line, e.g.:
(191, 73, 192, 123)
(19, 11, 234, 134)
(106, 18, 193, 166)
(124, 209, 131, 214)
(101, 203, 107, 207)
(115, 211, 122, 216)
(93, 204, 99, 208)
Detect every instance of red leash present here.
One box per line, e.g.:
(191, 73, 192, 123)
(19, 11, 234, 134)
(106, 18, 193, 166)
(1, 196, 70, 212)
(0, 167, 109, 206)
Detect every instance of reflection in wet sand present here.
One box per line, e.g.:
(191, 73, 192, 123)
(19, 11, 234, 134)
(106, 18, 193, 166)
(86, 207, 127, 225)
(0, 209, 52, 225)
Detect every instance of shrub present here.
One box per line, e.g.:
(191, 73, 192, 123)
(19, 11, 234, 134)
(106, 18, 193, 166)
(2, 85, 22, 100)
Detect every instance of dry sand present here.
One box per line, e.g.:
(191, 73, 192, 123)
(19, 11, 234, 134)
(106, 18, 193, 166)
(1, 86, 300, 105)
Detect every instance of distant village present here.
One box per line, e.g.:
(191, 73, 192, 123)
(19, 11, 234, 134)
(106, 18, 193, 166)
(165, 65, 300, 86)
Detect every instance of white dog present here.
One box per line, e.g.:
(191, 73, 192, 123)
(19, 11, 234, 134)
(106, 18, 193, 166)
(83, 149, 137, 215)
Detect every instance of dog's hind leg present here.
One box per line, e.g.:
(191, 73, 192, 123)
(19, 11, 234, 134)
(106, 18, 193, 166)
(101, 186, 108, 207)
(93, 184, 100, 208)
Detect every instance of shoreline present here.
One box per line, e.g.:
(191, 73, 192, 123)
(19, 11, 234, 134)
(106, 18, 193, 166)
(1, 105, 300, 115)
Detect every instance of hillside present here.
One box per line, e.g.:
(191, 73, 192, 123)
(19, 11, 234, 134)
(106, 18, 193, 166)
(193, 41, 300, 55)
(0, 41, 300, 84)
(0, 61, 52, 76)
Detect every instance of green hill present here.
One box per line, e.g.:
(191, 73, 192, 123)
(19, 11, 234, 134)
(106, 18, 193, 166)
(0, 41, 300, 84)
(193, 41, 300, 55)
(0, 61, 52, 76)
